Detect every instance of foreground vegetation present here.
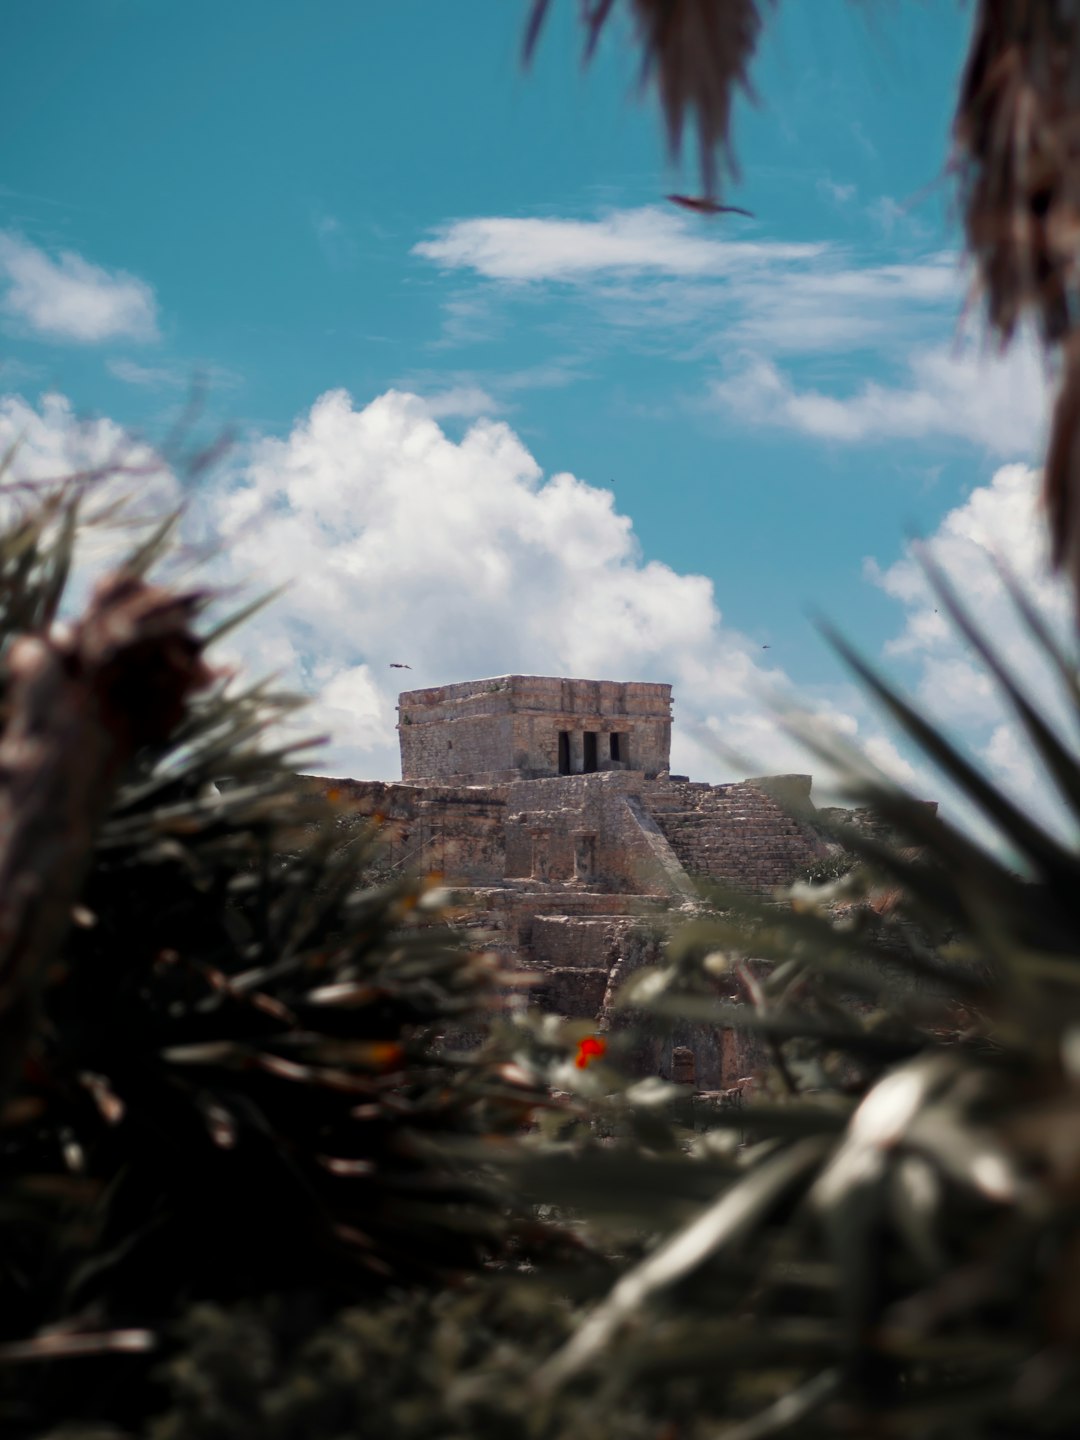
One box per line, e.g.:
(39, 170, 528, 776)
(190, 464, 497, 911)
(0, 477, 1076, 1439)
(9, 6, 1080, 1432)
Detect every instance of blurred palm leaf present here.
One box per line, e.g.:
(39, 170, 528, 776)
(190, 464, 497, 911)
(512, 561, 1080, 1437)
(525, 0, 769, 203)
(0, 482, 569, 1435)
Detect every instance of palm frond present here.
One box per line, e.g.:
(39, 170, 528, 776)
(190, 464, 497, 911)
(953, 2, 1080, 600)
(525, 0, 769, 202)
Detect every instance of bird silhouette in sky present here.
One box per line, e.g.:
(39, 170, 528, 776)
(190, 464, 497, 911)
(389, 662, 412, 670)
(666, 194, 754, 218)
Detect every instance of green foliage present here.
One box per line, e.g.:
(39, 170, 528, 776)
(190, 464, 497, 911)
(150, 1290, 588, 1440)
(105, 538, 1080, 1440)
(132, 1278, 752, 1440)
(0, 489, 560, 1435)
(798, 850, 856, 887)
(504, 557, 1080, 1437)
(11, 481, 1080, 1439)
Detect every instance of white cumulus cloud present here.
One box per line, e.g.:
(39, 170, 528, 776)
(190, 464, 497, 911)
(0, 385, 933, 803)
(0, 390, 163, 487)
(870, 462, 1077, 838)
(0, 390, 181, 611)
(0, 233, 159, 344)
(196, 386, 898, 785)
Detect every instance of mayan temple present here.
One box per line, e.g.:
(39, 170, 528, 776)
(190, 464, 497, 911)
(320, 673, 880, 1088)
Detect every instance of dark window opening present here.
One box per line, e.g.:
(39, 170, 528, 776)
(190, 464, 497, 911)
(609, 732, 628, 763)
(583, 732, 598, 773)
(558, 731, 571, 775)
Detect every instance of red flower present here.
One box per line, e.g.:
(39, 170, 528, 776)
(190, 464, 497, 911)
(575, 1035, 606, 1069)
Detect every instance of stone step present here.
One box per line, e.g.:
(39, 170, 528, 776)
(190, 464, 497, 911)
(531, 967, 609, 1019)
(530, 915, 635, 970)
(658, 807, 795, 824)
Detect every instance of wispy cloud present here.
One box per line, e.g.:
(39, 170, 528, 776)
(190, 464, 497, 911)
(817, 177, 856, 205)
(707, 256, 957, 355)
(498, 359, 587, 392)
(428, 291, 506, 349)
(415, 207, 961, 371)
(413, 204, 1054, 492)
(414, 207, 822, 282)
(0, 233, 158, 343)
(398, 358, 588, 414)
(867, 194, 933, 243)
(107, 357, 243, 391)
(0, 357, 45, 386)
(709, 337, 1051, 457)
(108, 359, 185, 388)
(312, 212, 356, 269)
(0, 184, 71, 210)
(413, 384, 500, 420)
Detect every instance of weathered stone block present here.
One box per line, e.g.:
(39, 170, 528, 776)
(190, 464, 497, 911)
(533, 967, 610, 1018)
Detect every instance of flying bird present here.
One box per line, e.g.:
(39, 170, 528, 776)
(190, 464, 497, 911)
(389, 662, 412, 670)
(666, 194, 754, 218)
(761, 645, 771, 650)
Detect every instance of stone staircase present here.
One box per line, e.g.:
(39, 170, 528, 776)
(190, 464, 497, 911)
(643, 779, 829, 892)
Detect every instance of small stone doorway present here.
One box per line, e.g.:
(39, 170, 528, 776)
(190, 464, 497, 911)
(558, 731, 571, 776)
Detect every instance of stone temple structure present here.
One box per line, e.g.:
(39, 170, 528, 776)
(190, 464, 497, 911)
(325, 675, 852, 1089)
(398, 675, 673, 784)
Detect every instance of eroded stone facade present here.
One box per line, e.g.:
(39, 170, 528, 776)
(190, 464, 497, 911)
(398, 675, 672, 783)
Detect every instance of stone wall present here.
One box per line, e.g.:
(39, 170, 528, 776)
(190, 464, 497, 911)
(504, 772, 690, 895)
(398, 674, 672, 782)
(594, 925, 768, 1089)
(325, 771, 697, 896)
(321, 777, 509, 884)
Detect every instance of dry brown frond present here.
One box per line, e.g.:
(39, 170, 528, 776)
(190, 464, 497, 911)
(525, 0, 770, 202)
(953, 1, 1080, 347)
(1044, 332, 1080, 592)
(0, 571, 209, 1106)
(953, 2, 1080, 590)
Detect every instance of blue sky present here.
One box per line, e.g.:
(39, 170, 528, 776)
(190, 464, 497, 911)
(0, 1, 1066, 803)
